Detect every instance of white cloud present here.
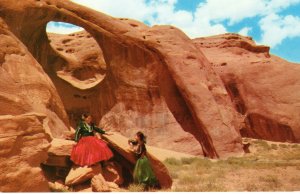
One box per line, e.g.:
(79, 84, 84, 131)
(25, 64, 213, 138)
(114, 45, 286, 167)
(72, 0, 154, 21)
(46, 22, 83, 34)
(195, 0, 267, 25)
(49, 0, 300, 48)
(239, 27, 252, 36)
(259, 13, 300, 47)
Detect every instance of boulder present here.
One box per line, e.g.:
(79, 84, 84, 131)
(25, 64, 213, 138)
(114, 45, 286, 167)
(91, 173, 110, 192)
(48, 138, 75, 156)
(65, 164, 102, 186)
(0, 113, 51, 192)
(44, 155, 71, 168)
(103, 161, 124, 185)
(48, 180, 70, 192)
(102, 133, 173, 189)
(44, 138, 75, 167)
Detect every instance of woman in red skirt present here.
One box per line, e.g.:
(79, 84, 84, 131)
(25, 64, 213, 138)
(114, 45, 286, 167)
(70, 113, 113, 167)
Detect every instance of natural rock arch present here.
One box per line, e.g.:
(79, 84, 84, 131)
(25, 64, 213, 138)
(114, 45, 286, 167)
(0, 0, 243, 158)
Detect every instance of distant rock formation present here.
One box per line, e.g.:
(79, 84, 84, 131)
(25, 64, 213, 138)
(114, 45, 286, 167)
(194, 33, 300, 143)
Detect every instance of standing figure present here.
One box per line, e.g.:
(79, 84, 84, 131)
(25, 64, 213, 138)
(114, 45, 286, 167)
(128, 131, 158, 188)
(71, 113, 113, 167)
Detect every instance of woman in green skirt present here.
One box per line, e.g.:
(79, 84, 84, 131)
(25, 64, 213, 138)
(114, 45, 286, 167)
(128, 131, 158, 188)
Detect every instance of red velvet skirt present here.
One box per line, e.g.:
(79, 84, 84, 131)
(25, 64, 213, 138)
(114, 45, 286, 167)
(70, 136, 113, 166)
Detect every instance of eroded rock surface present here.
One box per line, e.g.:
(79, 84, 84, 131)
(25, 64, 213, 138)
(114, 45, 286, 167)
(0, 113, 51, 192)
(1, 0, 299, 192)
(65, 164, 102, 186)
(194, 33, 300, 143)
(0, 0, 243, 158)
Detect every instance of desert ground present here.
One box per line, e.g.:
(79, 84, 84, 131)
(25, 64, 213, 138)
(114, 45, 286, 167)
(162, 138, 300, 192)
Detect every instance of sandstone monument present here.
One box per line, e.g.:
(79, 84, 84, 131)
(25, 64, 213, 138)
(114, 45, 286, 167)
(0, 0, 299, 192)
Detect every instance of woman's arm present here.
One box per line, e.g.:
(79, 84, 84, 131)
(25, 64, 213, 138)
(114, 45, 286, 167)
(133, 144, 142, 154)
(93, 124, 106, 134)
(74, 125, 82, 142)
(128, 141, 139, 152)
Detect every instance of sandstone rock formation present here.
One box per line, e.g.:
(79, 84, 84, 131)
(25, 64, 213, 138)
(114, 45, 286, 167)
(0, 18, 69, 139)
(102, 161, 124, 185)
(0, 113, 51, 192)
(102, 133, 173, 189)
(194, 34, 300, 143)
(0, 0, 243, 159)
(43, 132, 176, 190)
(44, 138, 75, 167)
(2, 0, 299, 192)
(91, 173, 110, 192)
(65, 164, 102, 186)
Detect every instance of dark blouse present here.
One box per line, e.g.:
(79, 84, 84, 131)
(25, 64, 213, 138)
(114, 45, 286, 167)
(135, 143, 147, 159)
(74, 121, 105, 142)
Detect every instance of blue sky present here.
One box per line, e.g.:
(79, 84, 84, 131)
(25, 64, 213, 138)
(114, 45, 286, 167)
(47, 0, 300, 63)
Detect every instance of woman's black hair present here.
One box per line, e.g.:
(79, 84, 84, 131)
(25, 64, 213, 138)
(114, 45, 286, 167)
(136, 131, 147, 143)
(81, 113, 91, 120)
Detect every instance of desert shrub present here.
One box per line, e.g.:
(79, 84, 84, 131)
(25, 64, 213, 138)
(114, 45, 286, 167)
(169, 170, 179, 179)
(181, 157, 198, 165)
(259, 175, 282, 190)
(279, 144, 288, 149)
(164, 157, 182, 166)
(178, 175, 201, 185)
(271, 144, 278, 150)
(175, 178, 225, 192)
(291, 144, 299, 148)
(191, 158, 213, 168)
(253, 139, 271, 151)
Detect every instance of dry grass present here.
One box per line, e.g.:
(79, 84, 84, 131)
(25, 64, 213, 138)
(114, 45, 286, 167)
(127, 184, 145, 192)
(164, 138, 300, 192)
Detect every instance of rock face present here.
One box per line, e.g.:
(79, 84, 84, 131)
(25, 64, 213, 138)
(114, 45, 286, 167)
(0, 18, 69, 139)
(1, 0, 299, 192)
(194, 33, 300, 143)
(0, 0, 243, 158)
(0, 113, 51, 192)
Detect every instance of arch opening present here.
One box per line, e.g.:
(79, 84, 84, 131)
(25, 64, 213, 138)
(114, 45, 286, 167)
(45, 22, 109, 127)
(46, 22, 107, 90)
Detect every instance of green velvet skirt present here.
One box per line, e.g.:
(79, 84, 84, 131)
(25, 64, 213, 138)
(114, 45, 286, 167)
(133, 156, 158, 187)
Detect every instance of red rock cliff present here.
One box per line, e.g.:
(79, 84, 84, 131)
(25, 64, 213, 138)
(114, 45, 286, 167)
(0, 0, 244, 159)
(194, 33, 300, 143)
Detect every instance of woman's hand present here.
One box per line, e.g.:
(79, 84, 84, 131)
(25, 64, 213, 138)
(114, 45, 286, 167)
(104, 131, 113, 136)
(94, 132, 102, 139)
(128, 143, 135, 151)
